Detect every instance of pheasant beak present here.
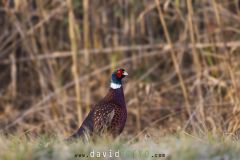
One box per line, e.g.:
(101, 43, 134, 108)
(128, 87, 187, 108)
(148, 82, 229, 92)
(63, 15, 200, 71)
(123, 71, 128, 76)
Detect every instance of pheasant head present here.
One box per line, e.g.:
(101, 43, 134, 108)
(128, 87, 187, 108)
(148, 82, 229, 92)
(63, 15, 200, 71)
(110, 68, 128, 89)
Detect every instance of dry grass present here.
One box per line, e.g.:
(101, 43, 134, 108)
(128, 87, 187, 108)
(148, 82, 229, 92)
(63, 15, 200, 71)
(1, 134, 240, 160)
(0, 0, 240, 155)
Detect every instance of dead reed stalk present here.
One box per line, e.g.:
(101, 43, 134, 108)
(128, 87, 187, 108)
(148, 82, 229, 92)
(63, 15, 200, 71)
(186, 0, 205, 128)
(67, 0, 82, 126)
(155, 0, 191, 117)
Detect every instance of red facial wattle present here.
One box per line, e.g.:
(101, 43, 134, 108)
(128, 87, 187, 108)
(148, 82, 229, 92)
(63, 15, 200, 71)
(116, 70, 123, 78)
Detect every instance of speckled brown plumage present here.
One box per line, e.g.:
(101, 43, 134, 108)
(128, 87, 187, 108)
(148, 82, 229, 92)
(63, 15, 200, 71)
(66, 69, 128, 141)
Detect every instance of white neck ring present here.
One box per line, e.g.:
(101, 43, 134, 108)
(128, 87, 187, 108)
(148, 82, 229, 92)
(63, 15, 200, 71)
(110, 82, 121, 89)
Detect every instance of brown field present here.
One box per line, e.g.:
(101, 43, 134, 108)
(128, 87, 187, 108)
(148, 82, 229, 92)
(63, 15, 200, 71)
(0, 0, 240, 159)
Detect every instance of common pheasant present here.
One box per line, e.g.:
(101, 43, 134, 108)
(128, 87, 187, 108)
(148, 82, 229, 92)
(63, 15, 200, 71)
(67, 68, 128, 141)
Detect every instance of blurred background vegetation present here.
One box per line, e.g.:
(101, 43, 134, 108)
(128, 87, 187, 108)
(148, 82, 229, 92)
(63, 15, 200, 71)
(0, 0, 240, 140)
